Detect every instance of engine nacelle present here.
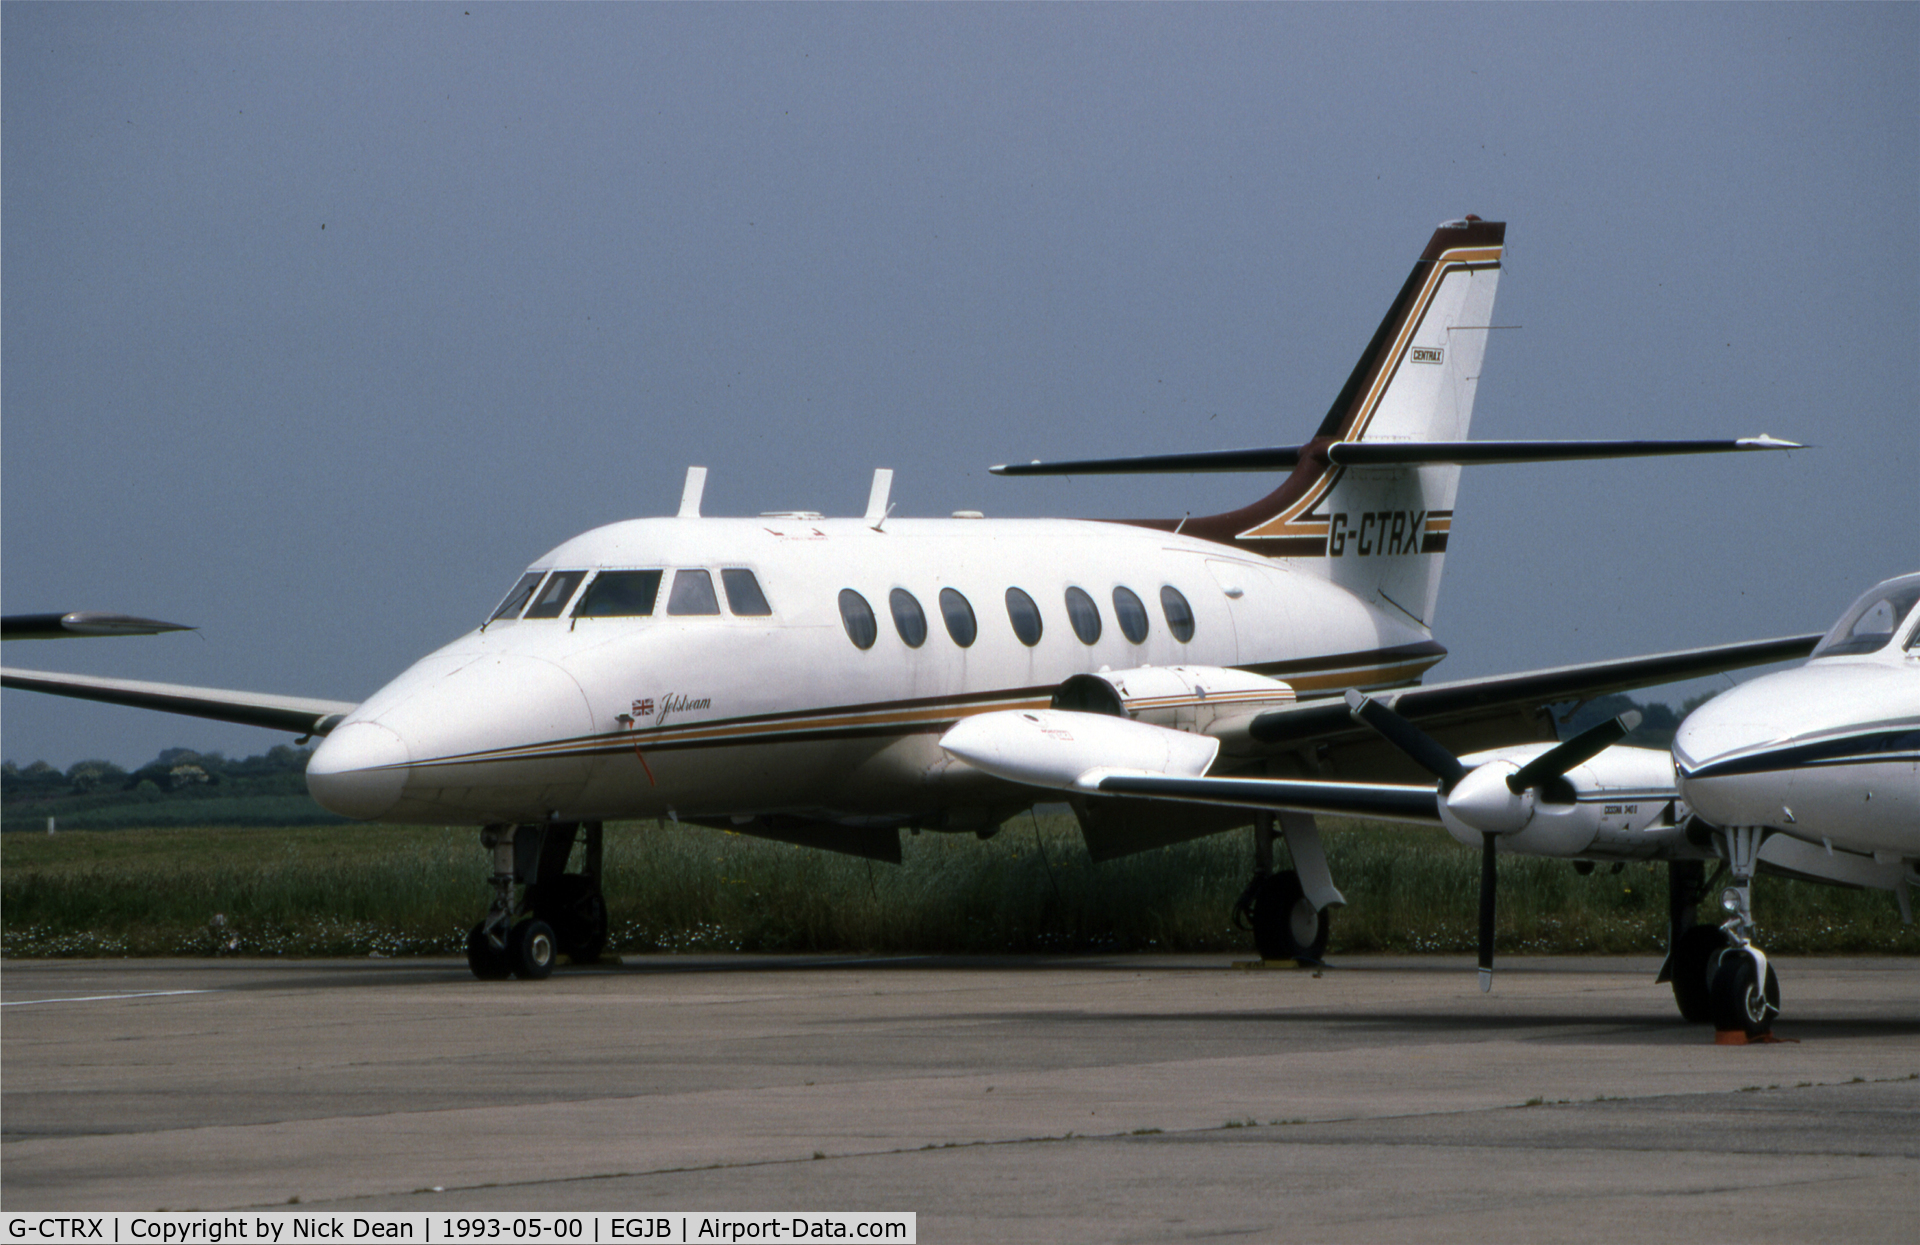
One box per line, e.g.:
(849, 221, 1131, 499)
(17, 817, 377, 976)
(1438, 742, 1686, 860)
(1052, 665, 1295, 736)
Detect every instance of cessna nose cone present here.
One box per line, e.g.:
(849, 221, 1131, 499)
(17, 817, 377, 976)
(307, 721, 410, 820)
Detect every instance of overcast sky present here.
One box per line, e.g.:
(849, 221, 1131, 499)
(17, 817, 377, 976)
(4, 3, 1914, 770)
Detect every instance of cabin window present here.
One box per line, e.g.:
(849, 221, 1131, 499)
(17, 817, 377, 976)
(1064, 587, 1102, 645)
(722, 569, 772, 616)
(523, 570, 588, 619)
(666, 569, 721, 616)
(839, 589, 878, 650)
(573, 570, 663, 618)
(1113, 587, 1149, 644)
(1005, 587, 1043, 647)
(1160, 585, 1195, 643)
(940, 588, 977, 648)
(890, 589, 928, 648)
(489, 571, 544, 622)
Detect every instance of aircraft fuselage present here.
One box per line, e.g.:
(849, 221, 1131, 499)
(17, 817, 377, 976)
(305, 514, 1443, 827)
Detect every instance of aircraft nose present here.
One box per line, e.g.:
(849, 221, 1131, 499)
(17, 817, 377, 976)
(307, 721, 411, 820)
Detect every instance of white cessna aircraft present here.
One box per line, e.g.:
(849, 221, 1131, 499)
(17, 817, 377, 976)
(972, 574, 1918, 1035)
(3, 218, 1814, 986)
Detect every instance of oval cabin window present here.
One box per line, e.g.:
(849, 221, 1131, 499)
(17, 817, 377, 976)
(1112, 586, 1149, 644)
(839, 589, 878, 650)
(890, 589, 928, 648)
(1005, 587, 1043, 647)
(1160, 585, 1196, 643)
(1064, 587, 1101, 645)
(940, 588, 977, 648)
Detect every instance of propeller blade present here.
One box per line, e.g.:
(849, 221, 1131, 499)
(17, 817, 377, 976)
(1506, 710, 1642, 793)
(1343, 690, 1468, 788)
(1478, 831, 1497, 993)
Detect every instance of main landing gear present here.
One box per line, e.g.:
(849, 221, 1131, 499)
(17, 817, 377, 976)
(1233, 812, 1343, 963)
(1659, 830, 1779, 1036)
(466, 820, 611, 981)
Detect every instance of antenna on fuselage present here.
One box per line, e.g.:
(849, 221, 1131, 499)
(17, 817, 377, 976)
(866, 468, 895, 531)
(678, 466, 708, 518)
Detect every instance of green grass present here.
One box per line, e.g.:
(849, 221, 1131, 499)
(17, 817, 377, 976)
(3, 816, 1914, 959)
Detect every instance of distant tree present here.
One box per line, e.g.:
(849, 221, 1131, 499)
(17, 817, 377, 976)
(65, 759, 128, 794)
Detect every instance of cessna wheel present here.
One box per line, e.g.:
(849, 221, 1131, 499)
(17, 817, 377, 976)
(1250, 870, 1329, 964)
(1708, 950, 1780, 1037)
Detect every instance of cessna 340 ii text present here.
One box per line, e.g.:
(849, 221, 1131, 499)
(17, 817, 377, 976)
(5, 218, 1829, 1002)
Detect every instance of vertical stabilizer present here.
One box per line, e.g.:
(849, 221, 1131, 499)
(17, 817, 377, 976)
(1186, 217, 1504, 626)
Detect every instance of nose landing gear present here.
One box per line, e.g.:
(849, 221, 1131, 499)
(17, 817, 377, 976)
(465, 820, 610, 981)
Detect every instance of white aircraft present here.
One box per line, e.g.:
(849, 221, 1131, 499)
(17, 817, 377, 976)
(3, 217, 1814, 986)
(978, 575, 1918, 1035)
(1666, 573, 1920, 1032)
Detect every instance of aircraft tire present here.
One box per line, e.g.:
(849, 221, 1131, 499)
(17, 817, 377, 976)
(1250, 870, 1329, 964)
(1708, 951, 1780, 1037)
(466, 922, 513, 981)
(1670, 925, 1731, 1023)
(509, 919, 558, 981)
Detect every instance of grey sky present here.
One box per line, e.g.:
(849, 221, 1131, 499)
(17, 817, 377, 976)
(4, 3, 1914, 769)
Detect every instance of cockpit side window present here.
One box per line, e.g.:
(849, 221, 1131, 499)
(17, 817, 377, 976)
(1813, 580, 1920, 657)
(573, 570, 663, 618)
(489, 571, 545, 622)
(721, 569, 773, 617)
(666, 569, 722, 616)
(523, 570, 587, 619)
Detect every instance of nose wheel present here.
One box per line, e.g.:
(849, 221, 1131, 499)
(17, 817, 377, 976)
(466, 821, 609, 981)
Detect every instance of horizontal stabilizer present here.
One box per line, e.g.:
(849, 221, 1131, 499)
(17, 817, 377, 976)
(0, 667, 357, 737)
(939, 709, 1219, 791)
(991, 436, 1802, 476)
(2, 612, 195, 640)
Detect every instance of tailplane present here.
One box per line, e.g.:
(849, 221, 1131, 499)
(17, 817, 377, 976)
(993, 217, 1798, 630)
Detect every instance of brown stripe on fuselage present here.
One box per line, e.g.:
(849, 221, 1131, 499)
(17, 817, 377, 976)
(396, 643, 1446, 770)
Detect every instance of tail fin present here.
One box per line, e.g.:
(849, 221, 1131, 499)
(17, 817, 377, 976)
(1186, 216, 1504, 624)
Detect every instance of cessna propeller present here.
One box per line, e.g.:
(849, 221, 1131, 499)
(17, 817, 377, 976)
(1343, 689, 1641, 991)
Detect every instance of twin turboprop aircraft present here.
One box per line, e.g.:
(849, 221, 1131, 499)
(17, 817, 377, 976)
(3, 217, 1831, 1001)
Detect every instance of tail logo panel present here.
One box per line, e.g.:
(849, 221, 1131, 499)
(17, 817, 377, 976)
(1236, 241, 1500, 551)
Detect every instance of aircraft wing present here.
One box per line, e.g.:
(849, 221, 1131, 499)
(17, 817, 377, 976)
(0, 668, 356, 738)
(1227, 632, 1823, 764)
(1089, 772, 1439, 823)
(2, 611, 194, 639)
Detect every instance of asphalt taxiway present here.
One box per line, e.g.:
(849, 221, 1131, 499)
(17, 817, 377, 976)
(4, 955, 1918, 1240)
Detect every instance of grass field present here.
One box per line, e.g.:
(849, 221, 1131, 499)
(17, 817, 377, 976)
(3, 816, 1914, 959)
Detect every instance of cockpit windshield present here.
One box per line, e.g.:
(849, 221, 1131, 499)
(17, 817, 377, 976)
(1811, 576, 1920, 657)
(489, 571, 545, 622)
(523, 570, 588, 619)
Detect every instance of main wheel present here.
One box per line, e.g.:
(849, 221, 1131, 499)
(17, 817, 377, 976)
(509, 918, 558, 981)
(1250, 870, 1329, 963)
(528, 874, 609, 962)
(1708, 949, 1780, 1036)
(1670, 925, 1731, 1023)
(466, 921, 513, 981)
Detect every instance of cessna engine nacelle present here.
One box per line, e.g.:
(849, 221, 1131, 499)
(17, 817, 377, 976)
(1436, 742, 1687, 860)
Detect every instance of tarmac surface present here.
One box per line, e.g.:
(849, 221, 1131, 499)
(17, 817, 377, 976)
(3, 954, 1918, 1241)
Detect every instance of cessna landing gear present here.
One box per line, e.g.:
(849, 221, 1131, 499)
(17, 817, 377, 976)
(1233, 813, 1340, 963)
(1704, 825, 1780, 1037)
(465, 820, 610, 981)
